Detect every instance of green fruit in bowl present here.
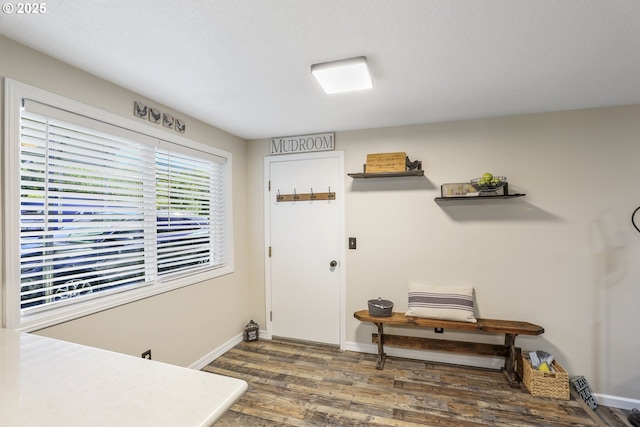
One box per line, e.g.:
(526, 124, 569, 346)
(482, 172, 493, 181)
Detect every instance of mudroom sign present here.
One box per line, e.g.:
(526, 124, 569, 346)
(270, 132, 335, 155)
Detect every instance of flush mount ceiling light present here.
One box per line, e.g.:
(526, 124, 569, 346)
(311, 56, 373, 94)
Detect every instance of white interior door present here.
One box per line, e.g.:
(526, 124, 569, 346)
(265, 152, 344, 346)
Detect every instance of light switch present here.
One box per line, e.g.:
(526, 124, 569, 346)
(348, 237, 357, 249)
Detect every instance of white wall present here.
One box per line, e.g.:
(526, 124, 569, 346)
(0, 36, 250, 367)
(248, 105, 640, 401)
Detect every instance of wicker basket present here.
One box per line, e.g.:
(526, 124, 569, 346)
(522, 355, 570, 400)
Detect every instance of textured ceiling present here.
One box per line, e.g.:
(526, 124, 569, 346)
(1, 0, 640, 140)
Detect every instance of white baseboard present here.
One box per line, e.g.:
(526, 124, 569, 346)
(188, 329, 268, 371)
(188, 333, 243, 370)
(593, 394, 640, 410)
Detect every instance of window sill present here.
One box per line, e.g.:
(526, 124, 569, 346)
(14, 266, 234, 332)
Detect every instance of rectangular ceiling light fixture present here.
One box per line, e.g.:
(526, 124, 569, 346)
(311, 56, 373, 94)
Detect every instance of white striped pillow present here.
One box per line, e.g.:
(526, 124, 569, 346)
(405, 283, 477, 323)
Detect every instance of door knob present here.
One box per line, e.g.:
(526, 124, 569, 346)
(329, 260, 337, 267)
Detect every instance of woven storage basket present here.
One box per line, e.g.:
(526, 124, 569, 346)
(522, 355, 570, 400)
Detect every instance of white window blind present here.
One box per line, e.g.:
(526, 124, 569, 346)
(155, 146, 226, 276)
(16, 98, 229, 317)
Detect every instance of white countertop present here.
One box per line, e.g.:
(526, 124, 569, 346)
(0, 328, 247, 427)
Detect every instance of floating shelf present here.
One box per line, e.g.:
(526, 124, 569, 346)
(435, 181, 525, 201)
(348, 170, 424, 179)
(434, 193, 526, 201)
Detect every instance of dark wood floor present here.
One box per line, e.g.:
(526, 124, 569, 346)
(203, 339, 631, 427)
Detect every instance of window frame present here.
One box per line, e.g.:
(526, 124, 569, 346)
(3, 79, 234, 331)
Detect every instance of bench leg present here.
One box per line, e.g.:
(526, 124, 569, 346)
(374, 322, 386, 369)
(503, 334, 521, 388)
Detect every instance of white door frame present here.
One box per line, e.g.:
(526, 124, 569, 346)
(264, 151, 346, 349)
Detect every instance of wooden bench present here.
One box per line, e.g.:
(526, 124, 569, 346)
(354, 310, 544, 387)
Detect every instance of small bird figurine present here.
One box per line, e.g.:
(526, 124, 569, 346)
(406, 156, 422, 171)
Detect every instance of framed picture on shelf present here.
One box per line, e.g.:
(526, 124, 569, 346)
(440, 183, 479, 198)
(163, 113, 174, 129)
(175, 118, 186, 133)
(133, 101, 148, 119)
(149, 107, 161, 124)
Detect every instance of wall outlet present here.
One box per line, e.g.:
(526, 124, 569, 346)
(142, 349, 151, 359)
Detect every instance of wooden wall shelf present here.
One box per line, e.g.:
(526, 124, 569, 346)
(435, 182, 525, 201)
(348, 170, 424, 179)
(434, 193, 525, 201)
